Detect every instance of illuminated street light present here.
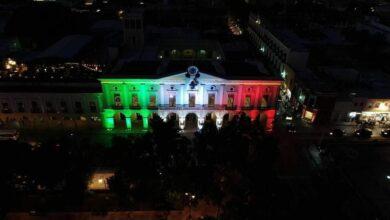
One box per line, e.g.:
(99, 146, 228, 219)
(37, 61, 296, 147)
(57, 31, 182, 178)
(184, 192, 197, 220)
(281, 70, 286, 79)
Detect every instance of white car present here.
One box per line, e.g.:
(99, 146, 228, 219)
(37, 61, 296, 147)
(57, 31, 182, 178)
(0, 130, 20, 141)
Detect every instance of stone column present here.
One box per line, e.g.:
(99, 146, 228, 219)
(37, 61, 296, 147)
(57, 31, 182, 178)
(143, 116, 149, 129)
(140, 84, 147, 108)
(198, 116, 205, 130)
(179, 117, 185, 130)
(199, 84, 204, 106)
(159, 111, 168, 122)
(126, 116, 132, 130)
(123, 84, 129, 107)
(103, 84, 112, 108)
(180, 84, 185, 106)
(102, 113, 114, 130)
(237, 85, 243, 110)
(255, 86, 261, 107)
(216, 116, 223, 129)
(97, 94, 103, 112)
(159, 84, 165, 106)
(219, 84, 225, 107)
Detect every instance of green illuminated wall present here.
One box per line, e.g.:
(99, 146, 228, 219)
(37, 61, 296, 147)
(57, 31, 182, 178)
(99, 79, 157, 130)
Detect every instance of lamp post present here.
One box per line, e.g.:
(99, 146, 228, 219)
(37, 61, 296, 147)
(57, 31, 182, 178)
(184, 192, 196, 220)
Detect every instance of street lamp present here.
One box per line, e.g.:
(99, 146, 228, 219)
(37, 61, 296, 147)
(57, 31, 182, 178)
(184, 192, 197, 220)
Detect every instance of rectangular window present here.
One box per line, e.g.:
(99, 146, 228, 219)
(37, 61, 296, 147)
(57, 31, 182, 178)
(114, 93, 121, 107)
(132, 94, 139, 107)
(189, 94, 196, 107)
(31, 101, 41, 113)
(1, 102, 10, 113)
(304, 111, 314, 120)
(17, 102, 25, 113)
(60, 101, 68, 113)
(208, 93, 215, 107)
(261, 95, 269, 108)
(169, 94, 176, 107)
(46, 101, 55, 113)
(75, 101, 83, 114)
(227, 94, 234, 107)
(244, 95, 251, 107)
(149, 95, 156, 107)
(89, 102, 97, 113)
(136, 20, 141, 29)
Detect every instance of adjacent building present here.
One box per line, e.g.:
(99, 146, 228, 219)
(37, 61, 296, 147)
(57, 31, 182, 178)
(247, 13, 309, 97)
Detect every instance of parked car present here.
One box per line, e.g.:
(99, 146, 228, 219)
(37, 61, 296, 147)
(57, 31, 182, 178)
(354, 128, 372, 138)
(286, 123, 296, 134)
(329, 128, 345, 137)
(0, 129, 19, 141)
(381, 129, 390, 137)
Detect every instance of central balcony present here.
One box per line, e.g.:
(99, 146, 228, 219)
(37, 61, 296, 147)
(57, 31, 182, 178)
(241, 105, 255, 110)
(158, 104, 225, 110)
(129, 105, 141, 110)
(225, 105, 237, 110)
(105, 104, 277, 111)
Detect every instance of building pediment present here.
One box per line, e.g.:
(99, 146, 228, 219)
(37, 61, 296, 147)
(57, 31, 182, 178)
(159, 70, 227, 85)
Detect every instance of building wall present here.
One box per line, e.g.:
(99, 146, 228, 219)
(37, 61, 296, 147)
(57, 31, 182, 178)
(247, 13, 309, 94)
(0, 75, 281, 132)
(331, 98, 390, 124)
(0, 92, 102, 130)
(331, 100, 355, 123)
(99, 76, 281, 131)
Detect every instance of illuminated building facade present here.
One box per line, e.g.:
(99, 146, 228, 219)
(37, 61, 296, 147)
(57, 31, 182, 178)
(332, 98, 390, 125)
(100, 65, 282, 132)
(247, 13, 308, 89)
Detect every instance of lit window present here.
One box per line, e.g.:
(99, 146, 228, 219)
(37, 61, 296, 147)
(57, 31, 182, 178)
(114, 94, 121, 107)
(149, 95, 156, 107)
(227, 94, 234, 107)
(132, 94, 139, 107)
(169, 94, 176, 107)
(208, 93, 215, 107)
(244, 95, 251, 107)
(189, 94, 196, 107)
